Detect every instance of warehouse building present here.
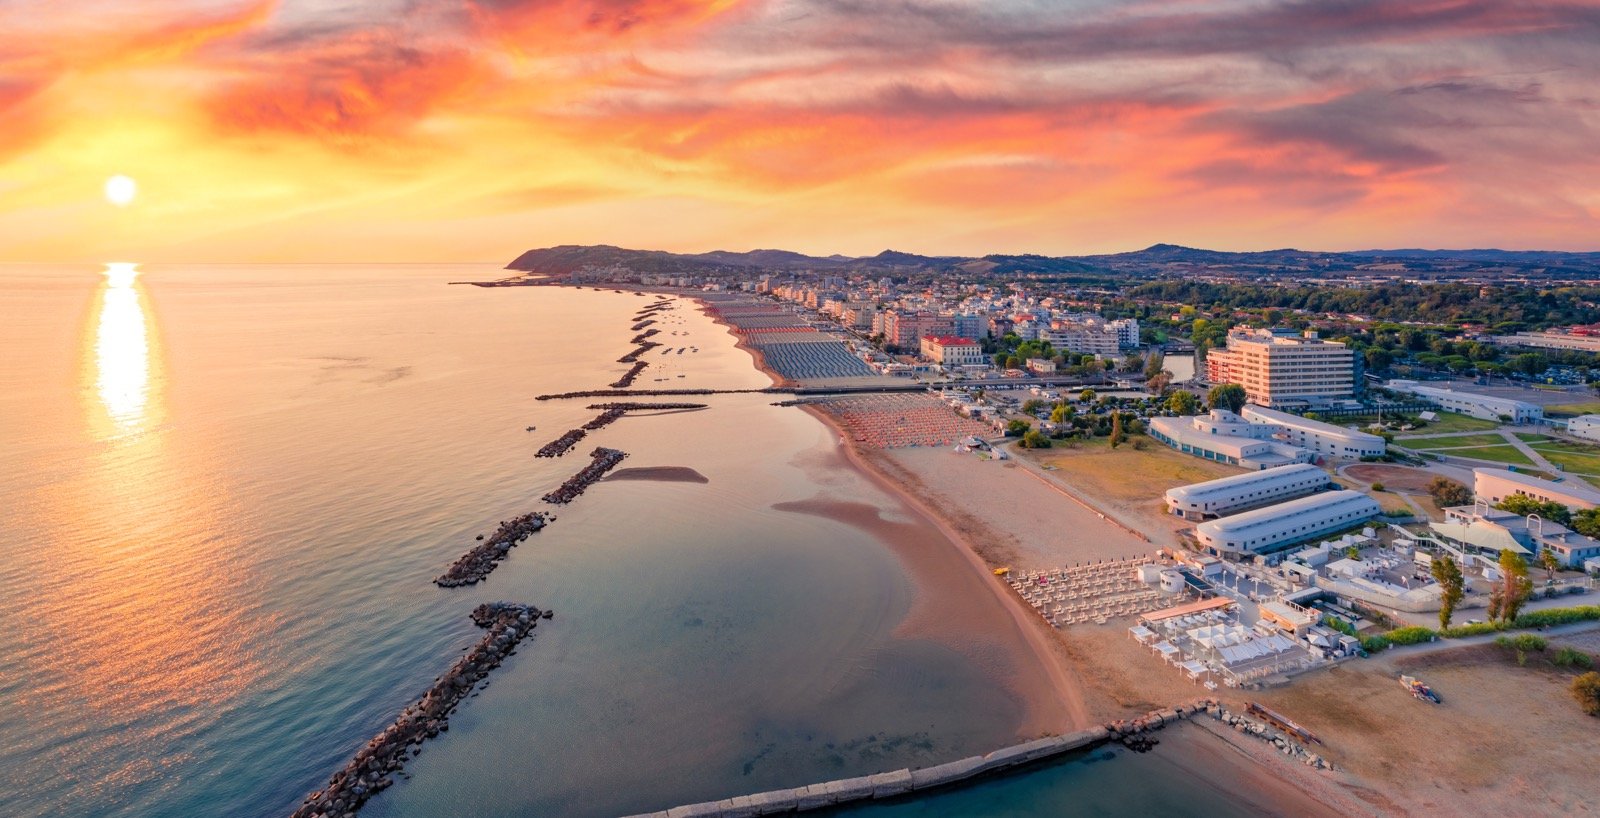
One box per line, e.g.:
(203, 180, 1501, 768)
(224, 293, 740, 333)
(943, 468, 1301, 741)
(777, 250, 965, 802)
(1240, 405, 1387, 459)
(1148, 410, 1315, 470)
(1164, 463, 1332, 521)
(1193, 491, 1381, 557)
(1473, 467, 1600, 510)
(1385, 380, 1542, 424)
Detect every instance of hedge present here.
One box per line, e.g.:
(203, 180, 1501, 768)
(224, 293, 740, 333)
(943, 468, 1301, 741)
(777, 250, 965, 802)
(1512, 606, 1600, 629)
(1441, 622, 1503, 638)
(1385, 626, 1439, 646)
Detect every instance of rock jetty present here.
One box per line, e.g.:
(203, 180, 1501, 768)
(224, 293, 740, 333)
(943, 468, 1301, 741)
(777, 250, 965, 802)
(289, 602, 551, 818)
(630, 329, 660, 344)
(535, 428, 588, 458)
(585, 402, 709, 412)
(543, 447, 628, 504)
(609, 360, 649, 388)
(618, 342, 662, 363)
(536, 388, 783, 401)
(434, 512, 550, 587)
(630, 319, 655, 331)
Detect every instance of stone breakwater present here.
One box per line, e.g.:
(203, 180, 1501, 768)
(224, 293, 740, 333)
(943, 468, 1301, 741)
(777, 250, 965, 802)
(536, 428, 588, 458)
(434, 512, 551, 587)
(610, 361, 649, 388)
(536, 388, 784, 401)
(289, 602, 552, 818)
(631, 329, 661, 344)
(542, 447, 628, 504)
(1201, 703, 1333, 771)
(631, 319, 656, 331)
(586, 402, 710, 412)
(618, 342, 663, 363)
(623, 701, 1220, 817)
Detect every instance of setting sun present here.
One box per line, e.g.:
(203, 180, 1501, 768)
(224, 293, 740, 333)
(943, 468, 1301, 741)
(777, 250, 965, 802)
(104, 175, 137, 207)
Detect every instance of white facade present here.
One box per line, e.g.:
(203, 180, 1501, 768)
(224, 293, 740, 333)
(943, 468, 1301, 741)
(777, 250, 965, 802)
(1240, 405, 1386, 459)
(920, 335, 987, 367)
(1204, 329, 1355, 408)
(1164, 463, 1331, 520)
(1148, 410, 1315, 470)
(1567, 415, 1600, 443)
(1385, 380, 1542, 424)
(1473, 467, 1600, 510)
(1193, 490, 1382, 557)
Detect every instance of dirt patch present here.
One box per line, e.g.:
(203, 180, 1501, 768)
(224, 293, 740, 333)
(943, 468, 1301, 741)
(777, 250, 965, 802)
(1343, 464, 1440, 494)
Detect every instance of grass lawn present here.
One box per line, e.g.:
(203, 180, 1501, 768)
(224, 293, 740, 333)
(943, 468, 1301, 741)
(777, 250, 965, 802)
(1437, 445, 1535, 466)
(1514, 432, 1553, 443)
(1544, 400, 1600, 418)
(1410, 413, 1503, 433)
(1400, 433, 1511, 450)
(1018, 434, 1244, 505)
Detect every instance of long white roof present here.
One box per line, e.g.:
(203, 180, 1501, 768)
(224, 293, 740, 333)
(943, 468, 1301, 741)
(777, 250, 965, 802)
(1474, 467, 1600, 504)
(1241, 405, 1385, 445)
(1166, 463, 1328, 502)
(1195, 490, 1380, 538)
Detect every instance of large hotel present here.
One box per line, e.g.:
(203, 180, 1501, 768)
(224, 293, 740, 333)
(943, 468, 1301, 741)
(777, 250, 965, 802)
(1205, 328, 1356, 409)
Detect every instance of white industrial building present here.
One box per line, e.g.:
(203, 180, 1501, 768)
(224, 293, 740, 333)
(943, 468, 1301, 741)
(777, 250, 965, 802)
(1240, 405, 1387, 459)
(1385, 380, 1542, 424)
(1148, 410, 1314, 470)
(1193, 491, 1382, 557)
(1473, 467, 1600, 510)
(1566, 415, 1600, 443)
(1432, 505, 1600, 569)
(1164, 463, 1332, 520)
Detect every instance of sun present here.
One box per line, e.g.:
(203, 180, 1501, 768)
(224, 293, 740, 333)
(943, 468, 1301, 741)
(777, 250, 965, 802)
(105, 175, 138, 207)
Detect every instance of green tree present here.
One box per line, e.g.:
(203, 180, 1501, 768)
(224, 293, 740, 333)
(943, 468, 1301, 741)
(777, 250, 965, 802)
(1019, 429, 1051, 449)
(1539, 548, 1562, 581)
(1364, 348, 1394, 372)
(1206, 383, 1248, 414)
(1165, 390, 1200, 416)
(1572, 672, 1600, 716)
(1496, 494, 1571, 526)
(1005, 418, 1030, 437)
(1430, 554, 1466, 630)
(1021, 398, 1046, 415)
(1427, 477, 1473, 508)
(992, 352, 1008, 368)
(1049, 402, 1071, 424)
(1121, 352, 1145, 373)
(1109, 413, 1126, 449)
(1079, 388, 1097, 403)
(1144, 351, 1166, 381)
(1345, 545, 1360, 561)
(1497, 550, 1534, 623)
(1572, 507, 1600, 539)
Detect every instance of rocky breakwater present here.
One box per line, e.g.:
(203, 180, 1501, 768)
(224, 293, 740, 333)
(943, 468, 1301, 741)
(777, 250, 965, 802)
(618, 342, 663, 363)
(289, 602, 552, 818)
(631, 319, 656, 331)
(610, 361, 649, 389)
(435, 512, 551, 587)
(543, 447, 628, 504)
(1200, 703, 1333, 771)
(537, 388, 782, 401)
(586, 402, 709, 412)
(536, 428, 588, 458)
(630, 328, 660, 344)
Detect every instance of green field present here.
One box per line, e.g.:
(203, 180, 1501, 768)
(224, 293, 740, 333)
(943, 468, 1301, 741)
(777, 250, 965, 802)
(1529, 445, 1600, 475)
(1514, 432, 1553, 443)
(1410, 413, 1503, 433)
(1436, 445, 1535, 466)
(1544, 401, 1600, 418)
(1400, 433, 1512, 450)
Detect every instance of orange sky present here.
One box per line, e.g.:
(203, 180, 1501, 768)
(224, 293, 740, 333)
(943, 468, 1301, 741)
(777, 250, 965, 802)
(2, 0, 1598, 261)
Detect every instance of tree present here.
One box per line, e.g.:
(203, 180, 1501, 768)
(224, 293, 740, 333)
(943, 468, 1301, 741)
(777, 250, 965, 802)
(1497, 550, 1534, 623)
(1109, 413, 1126, 449)
(1430, 553, 1466, 630)
(1005, 418, 1030, 437)
(1427, 477, 1473, 508)
(1496, 494, 1571, 526)
(1121, 352, 1145, 373)
(1572, 507, 1600, 539)
(1573, 672, 1600, 717)
(1145, 372, 1172, 395)
(1364, 348, 1394, 372)
(1539, 548, 1562, 581)
(1049, 402, 1071, 424)
(1144, 351, 1166, 381)
(1206, 383, 1248, 414)
(1166, 390, 1200, 416)
(1079, 388, 1097, 403)
(1021, 398, 1046, 415)
(992, 352, 1008, 368)
(1345, 545, 1361, 561)
(1020, 429, 1051, 449)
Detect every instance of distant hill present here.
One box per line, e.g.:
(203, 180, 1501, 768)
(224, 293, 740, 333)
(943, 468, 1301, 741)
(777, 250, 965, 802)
(506, 243, 1600, 280)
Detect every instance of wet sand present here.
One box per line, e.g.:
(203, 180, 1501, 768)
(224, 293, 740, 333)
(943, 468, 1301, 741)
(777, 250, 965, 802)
(602, 466, 709, 484)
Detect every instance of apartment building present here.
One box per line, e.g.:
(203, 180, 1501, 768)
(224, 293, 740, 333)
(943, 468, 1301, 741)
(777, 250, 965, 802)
(1204, 328, 1355, 408)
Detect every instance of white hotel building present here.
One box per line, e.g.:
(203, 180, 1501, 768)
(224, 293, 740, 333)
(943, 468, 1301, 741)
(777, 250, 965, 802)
(1164, 463, 1332, 521)
(1240, 405, 1387, 459)
(1194, 491, 1381, 557)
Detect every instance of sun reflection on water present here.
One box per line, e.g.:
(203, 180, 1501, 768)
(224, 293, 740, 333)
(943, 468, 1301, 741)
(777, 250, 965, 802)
(90, 262, 162, 436)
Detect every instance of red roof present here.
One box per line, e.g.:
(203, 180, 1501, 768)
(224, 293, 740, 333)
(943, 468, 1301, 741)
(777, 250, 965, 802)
(926, 335, 978, 346)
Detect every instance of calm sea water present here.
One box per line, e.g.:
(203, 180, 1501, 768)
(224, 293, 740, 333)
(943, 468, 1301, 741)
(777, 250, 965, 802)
(0, 264, 1268, 818)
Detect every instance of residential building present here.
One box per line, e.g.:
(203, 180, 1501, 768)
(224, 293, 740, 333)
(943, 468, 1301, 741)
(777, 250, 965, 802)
(1240, 405, 1386, 459)
(1488, 330, 1600, 354)
(1147, 410, 1315, 470)
(1203, 329, 1355, 409)
(1025, 358, 1056, 375)
(920, 335, 987, 367)
(1040, 315, 1140, 357)
(885, 311, 955, 349)
(1565, 415, 1600, 443)
(1193, 491, 1381, 557)
(951, 313, 986, 340)
(1164, 463, 1332, 520)
(1473, 467, 1600, 510)
(1384, 380, 1542, 424)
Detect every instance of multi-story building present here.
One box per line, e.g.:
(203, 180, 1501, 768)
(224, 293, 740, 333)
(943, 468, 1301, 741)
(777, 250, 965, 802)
(1385, 381, 1542, 424)
(1147, 410, 1316, 470)
(1240, 405, 1386, 459)
(1473, 467, 1600, 510)
(920, 335, 988, 368)
(1193, 491, 1381, 557)
(885, 311, 955, 349)
(1204, 329, 1355, 409)
(950, 313, 986, 340)
(1164, 463, 1333, 520)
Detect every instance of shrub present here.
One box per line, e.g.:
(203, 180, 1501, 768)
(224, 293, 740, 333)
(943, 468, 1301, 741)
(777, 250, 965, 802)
(1384, 626, 1438, 646)
(1323, 615, 1357, 637)
(1554, 647, 1594, 669)
(1497, 634, 1549, 652)
(1371, 482, 1386, 492)
(1441, 622, 1502, 638)
(1513, 606, 1600, 629)
(1573, 672, 1600, 716)
(1361, 635, 1392, 653)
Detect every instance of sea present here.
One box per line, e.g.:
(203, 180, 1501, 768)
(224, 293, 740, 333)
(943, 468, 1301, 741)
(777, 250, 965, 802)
(0, 263, 1274, 817)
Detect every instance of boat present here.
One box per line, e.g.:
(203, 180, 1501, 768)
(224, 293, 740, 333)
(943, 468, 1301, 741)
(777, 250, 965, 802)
(1400, 674, 1441, 704)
